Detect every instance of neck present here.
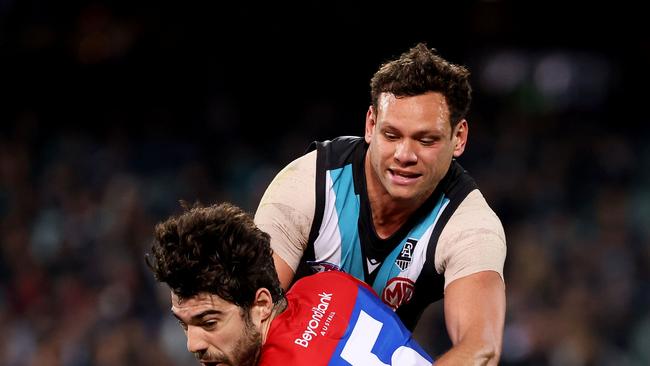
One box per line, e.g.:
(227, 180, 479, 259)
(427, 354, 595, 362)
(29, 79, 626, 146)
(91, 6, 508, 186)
(364, 158, 424, 239)
(260, 297, 288, 344)
(368, 194, 421, 239)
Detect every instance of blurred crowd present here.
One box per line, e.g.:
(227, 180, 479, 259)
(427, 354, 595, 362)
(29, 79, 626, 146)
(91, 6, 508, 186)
(2, 1, 649, 366)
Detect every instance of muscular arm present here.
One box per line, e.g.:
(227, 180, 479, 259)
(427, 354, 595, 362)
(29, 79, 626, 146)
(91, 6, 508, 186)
(255, 150, 317, 290)
(434, 190, 507, 365)
(435, 271, 505, 365)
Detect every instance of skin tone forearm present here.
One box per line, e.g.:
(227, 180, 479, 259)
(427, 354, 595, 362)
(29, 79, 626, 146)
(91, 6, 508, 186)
(434, 341, 498, 366)
(435, 271, 506, 366)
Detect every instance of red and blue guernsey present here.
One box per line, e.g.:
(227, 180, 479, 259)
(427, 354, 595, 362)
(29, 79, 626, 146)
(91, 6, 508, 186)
(259, 271, 434, 365)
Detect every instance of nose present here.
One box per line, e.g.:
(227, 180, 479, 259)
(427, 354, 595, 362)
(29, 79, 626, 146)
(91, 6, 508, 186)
(186, 326, 208, 355)
(394, 140, 417, 165)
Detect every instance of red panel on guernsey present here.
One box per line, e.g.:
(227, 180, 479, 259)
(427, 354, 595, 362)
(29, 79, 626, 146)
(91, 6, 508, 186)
(258, 271, 374, 365)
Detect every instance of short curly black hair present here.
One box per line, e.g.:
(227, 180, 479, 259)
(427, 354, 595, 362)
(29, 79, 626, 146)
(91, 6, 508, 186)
(146, 202, 283, 309)
(370, 42, 472, 130)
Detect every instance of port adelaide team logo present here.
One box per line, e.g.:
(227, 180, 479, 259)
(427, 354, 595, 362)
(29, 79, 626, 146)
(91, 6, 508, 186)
(395, 238, 417, 271)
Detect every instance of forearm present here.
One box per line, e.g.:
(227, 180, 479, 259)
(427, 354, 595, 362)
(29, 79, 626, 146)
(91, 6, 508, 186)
(438, 271, 505, 366)
(434, 338, 500, 366)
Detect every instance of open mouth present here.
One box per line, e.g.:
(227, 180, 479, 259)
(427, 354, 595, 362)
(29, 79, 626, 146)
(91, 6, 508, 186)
(389, 169, 422, 184)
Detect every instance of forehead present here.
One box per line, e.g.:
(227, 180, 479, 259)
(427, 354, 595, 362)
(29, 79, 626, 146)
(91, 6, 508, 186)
(171, 292, 234, 316)
(377, 92, 450, 123)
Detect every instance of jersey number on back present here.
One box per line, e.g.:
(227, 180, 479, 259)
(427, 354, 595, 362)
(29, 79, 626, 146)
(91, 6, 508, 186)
(340, 310, 431, 365)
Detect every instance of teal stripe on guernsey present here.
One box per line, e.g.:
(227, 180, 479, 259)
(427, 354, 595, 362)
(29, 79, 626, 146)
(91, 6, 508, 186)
(329, 165, 364, 281)
(372, 194, 450, 296)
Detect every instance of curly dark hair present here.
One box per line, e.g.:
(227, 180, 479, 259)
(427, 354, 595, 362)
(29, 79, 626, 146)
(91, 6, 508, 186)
(370, 42, 472, 131)
(145, 202, 283, 309)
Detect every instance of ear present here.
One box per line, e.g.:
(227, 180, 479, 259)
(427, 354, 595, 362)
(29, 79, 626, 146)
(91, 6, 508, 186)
(250, 288, 275, 325)
(364, 106, 376, 144)
(452, 119, 468, 158)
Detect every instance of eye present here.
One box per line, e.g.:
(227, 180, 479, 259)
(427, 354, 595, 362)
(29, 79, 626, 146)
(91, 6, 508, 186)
(383, 131, 398, 141)
(419, 136, 440, 146)
(202, 320, 218, 330)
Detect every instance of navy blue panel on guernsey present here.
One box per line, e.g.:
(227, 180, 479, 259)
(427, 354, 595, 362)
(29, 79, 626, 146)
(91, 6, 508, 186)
(330, 164, 364, 280)
(328, 285, 433, 365)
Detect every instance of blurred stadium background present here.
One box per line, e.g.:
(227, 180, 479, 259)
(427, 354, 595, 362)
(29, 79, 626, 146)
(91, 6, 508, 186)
(1, 1, 649, 365)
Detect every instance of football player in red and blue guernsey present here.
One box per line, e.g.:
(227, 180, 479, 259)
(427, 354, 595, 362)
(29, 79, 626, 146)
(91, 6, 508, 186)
(146, 202, 433, 366)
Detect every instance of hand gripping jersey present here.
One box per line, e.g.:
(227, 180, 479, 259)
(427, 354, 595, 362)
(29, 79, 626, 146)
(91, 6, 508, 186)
(295, 136, 478, 330)
(259, 271, 433, 366)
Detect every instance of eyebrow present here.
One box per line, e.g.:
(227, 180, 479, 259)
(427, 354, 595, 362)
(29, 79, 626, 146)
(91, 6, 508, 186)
(172, 309, 222, 322)
(382, 123, 445, 138)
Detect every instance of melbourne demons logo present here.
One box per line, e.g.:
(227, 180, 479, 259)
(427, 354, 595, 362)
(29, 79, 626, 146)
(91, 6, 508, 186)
(382, 277, 415, 310)
(307, 261, 341, 273)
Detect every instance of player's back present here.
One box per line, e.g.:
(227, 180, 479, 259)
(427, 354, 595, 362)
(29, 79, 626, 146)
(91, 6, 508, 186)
(259, 271, 433, 366)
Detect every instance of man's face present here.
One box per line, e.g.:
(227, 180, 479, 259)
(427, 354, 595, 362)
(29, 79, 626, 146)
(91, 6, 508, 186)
(171, 292, 262, 366)
(365, 92, 467, 205)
